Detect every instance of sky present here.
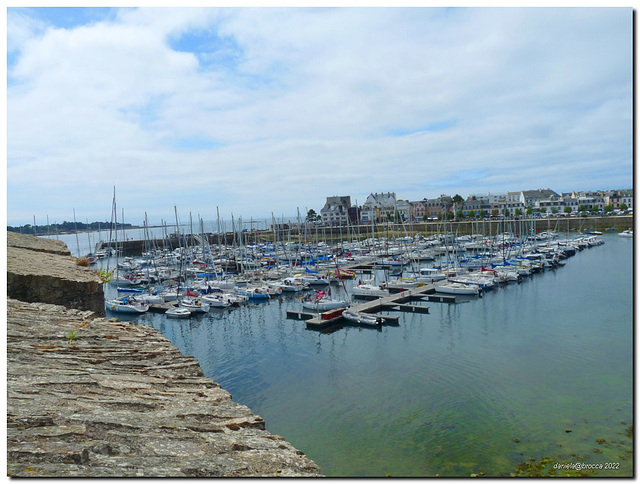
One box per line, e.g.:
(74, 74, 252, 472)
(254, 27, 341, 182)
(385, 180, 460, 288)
(5, 5, 634, 227)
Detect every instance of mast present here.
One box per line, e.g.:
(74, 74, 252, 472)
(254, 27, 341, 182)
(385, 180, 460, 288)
(72, 209, 81, 257)
(174, 206, 183, 300)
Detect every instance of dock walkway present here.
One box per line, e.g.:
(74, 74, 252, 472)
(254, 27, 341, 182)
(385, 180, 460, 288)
(288, 284, 456, 329)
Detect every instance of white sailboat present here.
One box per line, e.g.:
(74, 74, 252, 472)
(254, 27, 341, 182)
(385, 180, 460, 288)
(434, 281, 481, 296)
(105, 296, 149, 313)
(301, 290, 349, 311)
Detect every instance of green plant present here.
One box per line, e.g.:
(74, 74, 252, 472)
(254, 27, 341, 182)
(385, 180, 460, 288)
(68, 330, 76, 344)
(96, 268, 114, 283)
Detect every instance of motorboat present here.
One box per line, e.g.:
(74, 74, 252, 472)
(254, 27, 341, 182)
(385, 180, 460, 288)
(416, 267, 447, 283)
(166, 307, 191, 319)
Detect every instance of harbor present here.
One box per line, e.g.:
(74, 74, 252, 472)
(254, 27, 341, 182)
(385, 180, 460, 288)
(8, 5, 632, 478)
(94, 215, 614, 333)
(42, 226, 634, 477)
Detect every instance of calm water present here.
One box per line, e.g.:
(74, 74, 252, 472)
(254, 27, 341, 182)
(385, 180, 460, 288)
(95, 233, 632, 476)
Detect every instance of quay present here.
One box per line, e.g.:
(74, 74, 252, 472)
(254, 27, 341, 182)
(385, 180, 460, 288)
(287, 284, 457, 329)
(7, 233, 322, 477)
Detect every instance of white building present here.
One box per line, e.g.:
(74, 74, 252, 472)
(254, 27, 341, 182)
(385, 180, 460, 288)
(320, 196, 351, 226)
(361, 192, 397, 224)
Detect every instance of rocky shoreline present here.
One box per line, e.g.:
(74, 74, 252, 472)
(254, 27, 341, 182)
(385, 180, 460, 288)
(6, 233, 322, 477)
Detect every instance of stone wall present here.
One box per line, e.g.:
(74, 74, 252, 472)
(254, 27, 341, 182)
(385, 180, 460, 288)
(7, 232, 105, 315)
(6, 232, 322, 477)
(7, 299, 321, 477)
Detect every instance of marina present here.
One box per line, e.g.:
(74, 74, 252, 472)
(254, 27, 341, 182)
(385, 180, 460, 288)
(8, 5, 632, 478)
(49, 227, 633, 477)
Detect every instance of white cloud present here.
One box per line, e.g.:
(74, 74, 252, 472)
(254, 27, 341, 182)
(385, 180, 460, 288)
(6, 7, 633, 226)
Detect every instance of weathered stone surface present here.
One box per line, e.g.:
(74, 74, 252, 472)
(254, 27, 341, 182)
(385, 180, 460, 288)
(7, 299, 322, 477)
(7, 232, 105, 315)
(7, 231, 71, 255)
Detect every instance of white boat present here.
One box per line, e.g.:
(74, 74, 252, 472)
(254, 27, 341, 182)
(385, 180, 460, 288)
(157, 286, 180, 302)
(166, 307, 191, 319)
(342, 309, 384, 326)
(434, 281, 481, 296)
(105, 296, 149, 313)
(264, 282, 284, 295)
(301, 291, 349, 311)
(201, 293, 232, 308)
(416, 267, 447, 283)
(235, 285, 271, 300)
(382, 278, 425, 290)
(448, 274, 497, 290)
(351, 283, 390, 298)
(304, 275, 331, 286)
(619, 229, 633, 237)
(295, 270, 332, 286)
(280, 276, 307, 292)
(179, 298, 210, 313)
(108, 274, 144, 287)
(135, 292, 164, 305)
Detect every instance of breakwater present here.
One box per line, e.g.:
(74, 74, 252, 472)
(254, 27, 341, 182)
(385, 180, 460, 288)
(97, 215, 633, 256)
(6, 234, 322, 477)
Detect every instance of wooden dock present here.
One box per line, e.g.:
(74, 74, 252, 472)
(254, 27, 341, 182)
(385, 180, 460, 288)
(287, 284, 452, 329)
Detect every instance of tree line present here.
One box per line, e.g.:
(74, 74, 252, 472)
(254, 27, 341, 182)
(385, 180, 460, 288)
(7, 221, 133, 236)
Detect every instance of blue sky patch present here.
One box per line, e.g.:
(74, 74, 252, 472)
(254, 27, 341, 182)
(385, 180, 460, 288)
(10, 7, 117, 30)
(168, 28, 244, 74)
(390, 119, 457, 137)
(169, 136, 224, 151)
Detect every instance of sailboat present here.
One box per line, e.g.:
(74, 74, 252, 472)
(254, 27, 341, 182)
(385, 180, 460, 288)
(105, 295, 149, 313)
(301, 289, 349, 311)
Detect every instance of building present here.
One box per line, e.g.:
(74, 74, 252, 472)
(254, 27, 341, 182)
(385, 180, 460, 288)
(604, 190, 634, 210)
(361, 192, 397, 224)
(421, 196, 451, 220)
(395, 200, 411, 222)
(410, 200, 426, 221)
(521, 188, 560, 207)
(461, 196, 491, 216)
(320, 196, 351, 226)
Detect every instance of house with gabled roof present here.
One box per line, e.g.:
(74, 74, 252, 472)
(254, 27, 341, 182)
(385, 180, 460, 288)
(320, 196, 351, 226)
(521, 188, 560, 207)
(361, 192, 397, 224)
